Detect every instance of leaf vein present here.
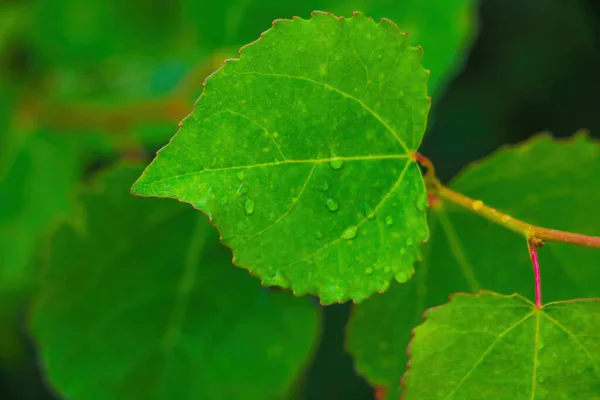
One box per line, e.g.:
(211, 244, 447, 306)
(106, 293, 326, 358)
(233, 163, 317, 240)
(531, 311, 541, 400)
(236, 71, 411, 153)
(441, 310, 536, 400)
(221, 109, 287, 160)
(541, 312, 600, 377)
(279, 160, 412, 272)
(142, 154, 409, 188)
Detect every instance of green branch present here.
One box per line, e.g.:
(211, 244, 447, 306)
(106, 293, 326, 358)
(415, 153, 600, 249)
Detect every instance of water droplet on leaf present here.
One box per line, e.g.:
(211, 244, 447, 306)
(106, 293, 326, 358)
(395, 271, 409, 283)
(538, 342, 545, 350)
(385, 215, 393, 226)
(395, 268, 414, 283)
(236, 171, 245, 181)
(237, 185, 249, 195)
(365, 267, 373, 274)
(383, 266, 391, 273)
(326, 198, 339, 212)
(316, 231, 324, 239)
(537, 376, 546, 384)
(329, 158, 344, 170)
(318, 182, 330, 192)
(341, 225, 358, 240)
(244, 198, 255, 215)
(406, 237, 414, 246)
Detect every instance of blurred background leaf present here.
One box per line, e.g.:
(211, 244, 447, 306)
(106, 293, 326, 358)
(185, 0, 479, 95)
(30, 165, 321, 400)
(346, 134, 600, 398)
(1, 0, 600, 398)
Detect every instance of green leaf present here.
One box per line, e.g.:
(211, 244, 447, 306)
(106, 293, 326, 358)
(347, 133, 600, 398)
(0, 130, 79, 293)
(333, 0, 479, 95)
(0, 289, 30, 366)
(186, 0, 479, 95)
(133, 12, 431, 304)
(31, 164, 321, 400)
(403, 292, 600, 400)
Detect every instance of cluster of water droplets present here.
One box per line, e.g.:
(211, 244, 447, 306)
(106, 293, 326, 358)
(234, 153, 431, 295)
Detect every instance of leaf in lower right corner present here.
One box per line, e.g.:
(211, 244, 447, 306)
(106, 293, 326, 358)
(403, 292, 600, 400)
(346, 133, 600, 398)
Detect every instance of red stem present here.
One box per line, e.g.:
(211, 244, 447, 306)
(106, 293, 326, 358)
(528, 241, 542, 308)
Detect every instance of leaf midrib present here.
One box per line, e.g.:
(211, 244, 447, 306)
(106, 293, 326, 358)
(137, 154, 410, 189)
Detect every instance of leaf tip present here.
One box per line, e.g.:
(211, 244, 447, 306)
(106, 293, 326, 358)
(130, 176, 146, 197)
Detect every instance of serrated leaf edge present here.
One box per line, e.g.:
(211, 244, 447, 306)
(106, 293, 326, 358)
(131, 10, 431, 304)
(400, 290, 600, 400)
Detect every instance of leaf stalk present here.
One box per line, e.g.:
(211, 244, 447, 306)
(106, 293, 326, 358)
(527, 240, 542, 308)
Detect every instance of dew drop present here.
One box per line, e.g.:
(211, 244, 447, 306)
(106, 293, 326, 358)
(316, 231, 324, 239)
(363, 203, 376, 219)
(406, 237, 414, 246)
(416, 193, 428, 212)
(395, 271, 409, 283)
(384, 215, 393, 226)
(472, 200, 484, 211)
(292, 197, 298, 203)
(329, 158, 344, 170)
(244, 198, 255, 215)
(236, 171, 245, 181)
(537, 376, 546, 384)
(396, 268, 414, 283)
(538, 342, 545, 350)
(237, 185, 249, 195)
(383, 266, 391, 273)
(365, 267, 373, 274)
(341, 225, 358, 240)
(326, 198, 339, 212)
(318, 182, 330, 192)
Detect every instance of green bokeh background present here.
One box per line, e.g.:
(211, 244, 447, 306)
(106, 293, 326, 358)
(1, 0, 599, 398)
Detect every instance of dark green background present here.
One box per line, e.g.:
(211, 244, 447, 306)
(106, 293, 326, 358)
(1, 0, 599, 398)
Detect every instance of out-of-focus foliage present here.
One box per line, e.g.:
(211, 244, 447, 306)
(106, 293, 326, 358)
(1, 0, 600, 398)
(346, 134, 600, 398)
(0, 131, 78, 293)
(185, 0, 479, 95)
(31, 165, 321, 400)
